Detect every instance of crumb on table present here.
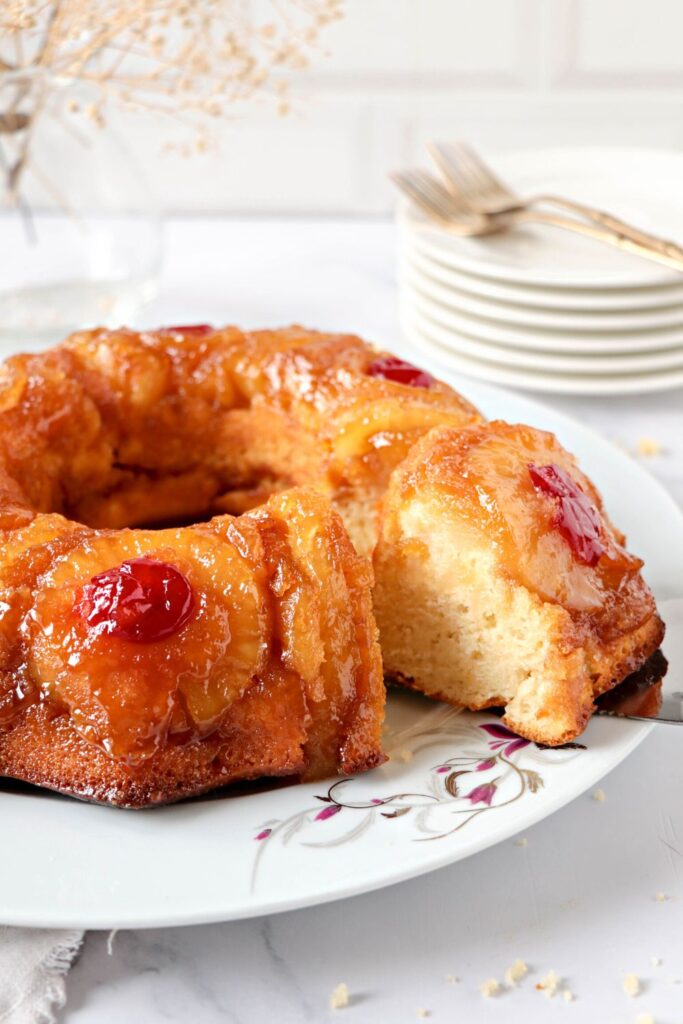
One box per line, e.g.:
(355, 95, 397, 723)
(536, 970, 559, 998)
(330, 983, 349, 1010)
(505, 959, 528, 985)
(480, 978, 500, 998)
(636, 437, 662, 457)
(592, 788, 606, 803)
(623, 973, 641, 998)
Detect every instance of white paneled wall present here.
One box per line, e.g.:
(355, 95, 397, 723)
(111, 0, 683, 213)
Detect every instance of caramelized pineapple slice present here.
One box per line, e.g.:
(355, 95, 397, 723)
(27, 522, 269, 764)
(254, 488, 383, 777)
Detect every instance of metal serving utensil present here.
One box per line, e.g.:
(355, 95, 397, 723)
(595, 598, 683, 724)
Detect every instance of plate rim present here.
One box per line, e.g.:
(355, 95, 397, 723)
(402, 312, 683, 396)
(403, 238, 683, 310)
(402, 287, 683, 373)
(401, 251, 683, 336)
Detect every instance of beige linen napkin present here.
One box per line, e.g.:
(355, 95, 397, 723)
(0, 928, 83, 1024)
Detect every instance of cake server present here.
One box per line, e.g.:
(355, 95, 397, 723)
(595, 598, 683, 724)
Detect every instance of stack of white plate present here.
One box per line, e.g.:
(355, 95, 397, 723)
(398, 146, 683, 395)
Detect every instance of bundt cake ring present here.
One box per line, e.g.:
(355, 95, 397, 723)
(0, 324, 664, 806)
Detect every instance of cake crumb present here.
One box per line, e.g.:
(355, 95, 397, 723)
(505, 959, 528, 985)
(398, 748, 414, 763)
(480, 978, 500, 998)
(514, 837, 528, 848)
(444, 974, 458, 984)
(563, 989, 575, 1002)
(635, 1014, 655, 1024)
(655, 891, 669, 903)
(329, 983, 349, 1010)
(536, 970, 559, 998)
(416, 1010, 430, 1019)
(636, 437, 662, 457)
(650, 956, 662, 967)
(592, 788, 606, 803)
(623, 974, 641, 998)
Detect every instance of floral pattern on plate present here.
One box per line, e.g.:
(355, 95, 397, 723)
(251, 707, 586, 888)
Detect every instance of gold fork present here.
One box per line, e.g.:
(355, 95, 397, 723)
(430, 140, 683, 267)
(391, 170, 495, 235)
(391, 168, 683, 274)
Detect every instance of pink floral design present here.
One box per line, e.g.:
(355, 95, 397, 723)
(315, 803, 343, 821)
(466, 782, 498, 806)
(479, 723, 531, 757)
(250, 711, 586, 889)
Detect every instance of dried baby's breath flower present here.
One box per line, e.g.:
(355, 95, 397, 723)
(0, 0, 344, 196)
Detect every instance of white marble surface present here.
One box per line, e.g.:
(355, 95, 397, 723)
(60, 217, 683, 1023)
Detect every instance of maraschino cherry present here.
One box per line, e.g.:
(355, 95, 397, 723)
(77, 557, 195, 643)
(528, 463, 605, 567)
(367, 356, 434, 388)
(161, 324, 213, 336)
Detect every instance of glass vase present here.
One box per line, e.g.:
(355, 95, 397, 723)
(0, 73, 162, 353)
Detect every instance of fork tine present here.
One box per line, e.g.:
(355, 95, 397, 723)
(390, 170, 485, 233)
(390, 171, 450, 220)
(392, 170, 464, 219)
(428, 142, 475, 195)
(443, 141, 514, 206)
(449, 141, 510, 196)
(411, 171, 459, 213)
(411, 169, 478, 216)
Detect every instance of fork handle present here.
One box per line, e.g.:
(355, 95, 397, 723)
(508, 208, 683, 274)
(530, 193, 683, 264)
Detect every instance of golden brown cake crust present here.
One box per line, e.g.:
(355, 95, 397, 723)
(0, 488, 386, 807)
(0, 325, 479, 546)
(1, 325, 444, 805)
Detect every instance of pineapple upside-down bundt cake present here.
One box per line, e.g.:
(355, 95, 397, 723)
(0, 324, 664, 805)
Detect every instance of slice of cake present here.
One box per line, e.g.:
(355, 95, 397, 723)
(373, 421, 664, 744)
